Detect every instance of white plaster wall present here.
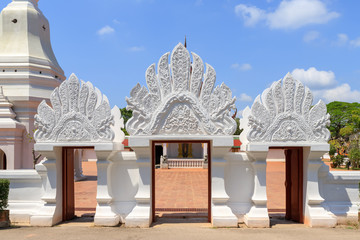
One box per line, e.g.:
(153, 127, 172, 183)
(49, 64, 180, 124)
(225, 152, 254, 222)
(319, 167, 360, 224)
(0, 164, 46, 223)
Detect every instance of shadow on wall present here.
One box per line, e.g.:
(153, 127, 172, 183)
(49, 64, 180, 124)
(225, 152, 254, 217)
(110, 151, 138, 218)
(319, 163, 360, 223)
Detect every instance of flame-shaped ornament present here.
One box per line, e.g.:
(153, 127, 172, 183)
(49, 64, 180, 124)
(240, 73, 330, 144)
(126, 43, 237, 135)
(34, 73, 124, 142)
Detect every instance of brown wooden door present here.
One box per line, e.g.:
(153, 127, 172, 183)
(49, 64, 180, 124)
(62, 147, 75, 221)
(285, 148, 303, 223)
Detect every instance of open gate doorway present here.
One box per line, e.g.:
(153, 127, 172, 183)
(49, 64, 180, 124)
(151, 140, 211, 223)
(267, 147, 304, 224)
(62, 147, 96, 222)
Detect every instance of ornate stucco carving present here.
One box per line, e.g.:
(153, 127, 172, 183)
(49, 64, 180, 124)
(34, 73, 124, 142)
(126, 43, 237, 135)
(240, 73, 330, 144)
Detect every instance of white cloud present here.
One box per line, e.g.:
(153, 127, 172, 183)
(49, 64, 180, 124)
(332, 34, 360, 47)
(336, 33, 349, 46)
(291, 67, 336, 89)
(234, 4, 266, 27)
(267, 0, 339, 29)
(97, 25, 115, 36)
(313, 84, 360, 103)
(350, 37, 360, 47)
(231, 63, 252, 71)
(291, 68, 360, 103)
(128, 46, 145, 52)
(113, 19, 122, 25)
(235, 0, 339, 30)
(238, 93, 253, 102)
(303, 31, 320, 42)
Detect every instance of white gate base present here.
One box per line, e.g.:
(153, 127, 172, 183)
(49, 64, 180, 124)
(244, 206, 270, 228)
(212, 205, 238, 227)
(94, 204, 120, 226)
(305, 205, 337, 227)
(125, 204, 151, 228)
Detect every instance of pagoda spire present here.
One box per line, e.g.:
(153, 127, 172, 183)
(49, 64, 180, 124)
(0, 86, 17, 120)
(13, 0, 39, 6)
(0, 0, 64, 168)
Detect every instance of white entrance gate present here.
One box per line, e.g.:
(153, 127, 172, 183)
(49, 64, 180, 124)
(30, 74, 124, 226)
(240, 74, 337, 227)
(124, 43, 239, 227)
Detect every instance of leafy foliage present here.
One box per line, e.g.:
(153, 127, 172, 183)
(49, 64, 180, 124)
(234, 117, 242, 135)
(0, 179, 10, 211)
(327, 101, 360, 139)
(331, 154, 344, 168)
(327, 101, 360, 169)
(120, 107, 133, 136)
(349, 144, 360, 169)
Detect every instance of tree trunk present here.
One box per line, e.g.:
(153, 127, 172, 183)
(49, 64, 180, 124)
(0, 210, 10, 228)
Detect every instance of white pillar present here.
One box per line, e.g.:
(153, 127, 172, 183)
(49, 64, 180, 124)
(30, 146, 62, 226)
(74, 149, 86, 181)
(162, 143, 167, 156)
(303, 147, 336, 227)
(94, 144, 121, 226)
(211, 145, 238, 227)
(203, 143, 207, 158)
(124, 145, 151, 227)
(244, 150, 270, 228)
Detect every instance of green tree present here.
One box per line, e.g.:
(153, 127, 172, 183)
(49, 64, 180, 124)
(326, 101, 360, 139)
(120, 107, 132, 135)
(349, 147, 360, 169)
(234, 117, 243, 135)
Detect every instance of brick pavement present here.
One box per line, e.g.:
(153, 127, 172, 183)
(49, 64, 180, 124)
(74, 161, 97, 217)
(266, 162, 286, 214)
(155, 168, 208, 216)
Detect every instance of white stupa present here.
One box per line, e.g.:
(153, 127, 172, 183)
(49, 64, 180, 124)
(0, 0, 65, 169)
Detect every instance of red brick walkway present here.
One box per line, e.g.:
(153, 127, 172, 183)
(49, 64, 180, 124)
(155, 169, 208, 212)
(266, 162, 286, 213)
(74, 162, 97, 217)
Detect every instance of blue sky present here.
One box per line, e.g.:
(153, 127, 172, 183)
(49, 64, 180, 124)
(2, 0, 360, 115)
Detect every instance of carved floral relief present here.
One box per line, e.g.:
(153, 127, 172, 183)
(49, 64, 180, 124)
(34, 73, 122, 142)
(240, 73, 330, 143)
(126, 43, 237, 135)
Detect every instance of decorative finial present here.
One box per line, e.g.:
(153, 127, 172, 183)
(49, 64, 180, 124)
(184, 35, 187, 48)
